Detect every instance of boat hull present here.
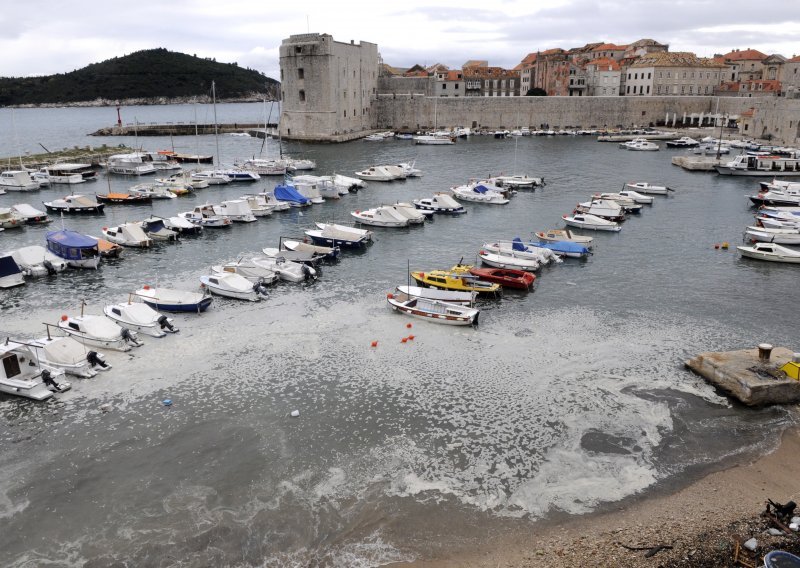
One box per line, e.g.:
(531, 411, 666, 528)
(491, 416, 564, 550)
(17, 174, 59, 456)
(387, 297, 477, 326)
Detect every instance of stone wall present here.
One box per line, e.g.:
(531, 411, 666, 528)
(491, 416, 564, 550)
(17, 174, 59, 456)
(372, 95, 772, 135)
(732, 97, 800, 145)
(377, 76, 435, 97)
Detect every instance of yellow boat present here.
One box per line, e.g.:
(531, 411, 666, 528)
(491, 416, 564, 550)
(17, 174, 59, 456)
(410, 268, 501, 294)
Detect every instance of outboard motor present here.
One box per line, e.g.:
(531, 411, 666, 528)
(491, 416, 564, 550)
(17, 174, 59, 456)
(302, 264, 316, 281)
(86, 350, 110, 370)
(41, 369, 62, 391)
(157, 314, 176, 333)
(120, 327, 142, 347)
(253, 280, 269, 296)
(43, 259, 57, 276)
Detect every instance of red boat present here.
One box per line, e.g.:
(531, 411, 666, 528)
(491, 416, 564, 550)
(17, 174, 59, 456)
(468, 267, 535, 290)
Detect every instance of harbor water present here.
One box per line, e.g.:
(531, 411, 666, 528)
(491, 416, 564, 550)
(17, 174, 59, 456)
(0, 104, 798, 566)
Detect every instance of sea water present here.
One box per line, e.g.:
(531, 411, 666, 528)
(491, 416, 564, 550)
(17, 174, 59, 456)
(0, 104, 797, 566)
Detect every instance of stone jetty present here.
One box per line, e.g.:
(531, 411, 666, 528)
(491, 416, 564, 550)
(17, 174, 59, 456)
(90, 123, 275, 136)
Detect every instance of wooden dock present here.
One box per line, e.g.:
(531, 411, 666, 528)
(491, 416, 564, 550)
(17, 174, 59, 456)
(90, 122, 278, 136)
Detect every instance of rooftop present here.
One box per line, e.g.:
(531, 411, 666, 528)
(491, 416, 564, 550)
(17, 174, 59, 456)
(630, 51, 727, 69)
(723, 48, 768, 61)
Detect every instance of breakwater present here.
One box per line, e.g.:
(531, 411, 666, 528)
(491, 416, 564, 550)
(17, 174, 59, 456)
(91, 122, 277, 136)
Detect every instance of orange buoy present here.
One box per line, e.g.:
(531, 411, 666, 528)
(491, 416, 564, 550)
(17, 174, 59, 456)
(143, 284, 151, 290)
(408, 335, 415, 340)
(60, 314, 68, 321)
(371, 340, 378, 347)
(406, 323, 412, 328)
(386, 293, 394, 299)
(401, 338, 408, 343)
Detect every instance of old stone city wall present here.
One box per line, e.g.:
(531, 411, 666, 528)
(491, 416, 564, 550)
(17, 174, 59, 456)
(371, 95, 799, 144)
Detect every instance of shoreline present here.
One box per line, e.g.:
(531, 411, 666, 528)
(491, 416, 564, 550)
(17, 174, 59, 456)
(404, 421, 800, 567)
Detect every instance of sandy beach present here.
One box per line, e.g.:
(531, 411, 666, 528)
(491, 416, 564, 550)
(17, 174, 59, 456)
(406, 422, 800, 567)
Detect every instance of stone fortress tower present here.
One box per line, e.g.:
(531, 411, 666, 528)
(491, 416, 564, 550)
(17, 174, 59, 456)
(279, 33, 379, 141)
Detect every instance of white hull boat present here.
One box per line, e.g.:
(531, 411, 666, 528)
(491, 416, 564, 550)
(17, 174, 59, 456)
(11, 203, 51, 224)
(199, 273, 266, 301)
(104, 302, 178, 337)
(180, 205, 232, 228)
(616, 189, 655, 204)
(413, 135, 455, 145)
(0, 341, 70, 400)
(534, 229, 594, 246)
(26, 335, 110, 378)
(213, 200, 257, 222)
(624, 182, 672, 195)
(8, 246, 67, 277)
(413, 193, 466, 214)
(388, 203, 426, 224)
(737, 242, 800, 263)
(387, 293, 478, 326)
(351, 206, 409, 227)
(451, 184, 509, 204)
(282, 240, 340, 260)
(490, 175, 543, 189)
(315, 222, 373, 241)
(563, 213, 622, 232)
(130, 183, 177, 200)
(57, 313, 143, 351)
(258, 192, 291, 211)
(212, 261, 280, 285)
(240, 195, 275, 217)
(575, 199, 626, 222)
(101, 223, 154, 248)
(251, 257, 316, 283)
(478, 250, 540, 271)
(0, 255, 26, 288)
(135, 286, 212, 313)
(744, 227, 800, 245)
(354, 165, 405, 181)
(192, 171, 231, 184)
(0, 170, 39, 192)
(482, 240, 560, 265)
(395, 285, 477, 305)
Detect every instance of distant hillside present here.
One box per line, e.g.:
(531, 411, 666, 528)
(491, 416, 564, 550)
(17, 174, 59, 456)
(0, 48, 279, 106)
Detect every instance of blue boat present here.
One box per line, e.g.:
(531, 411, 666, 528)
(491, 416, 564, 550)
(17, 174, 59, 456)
(46, 229, 101, 269)
(273, 184, 311, 207)
(528, 240, 592, 259)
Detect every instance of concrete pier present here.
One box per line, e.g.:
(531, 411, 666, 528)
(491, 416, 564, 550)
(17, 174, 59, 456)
(597, 133, 681, 142)
(0, 145, 137, 171)
(90, 123, 275, 136)
(685, 346, 800, 406)
(671, 155, 725, 171)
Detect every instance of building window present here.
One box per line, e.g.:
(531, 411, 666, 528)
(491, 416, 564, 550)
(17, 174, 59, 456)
(343, 110, 346, 117)
(683, 72, 687, 78)
(299, 90, 305, 102)
(627, 73, 631, 80)
(442, 84, 447, 89)
(455, 84, 459, 89)
(658, 71, 662, 78)
(295, 46, 302, 54)
(681, 85, 685, 94)
(648, 72, 651, 79)
(626, 85, 630, 94)
(689, 85, 693, 94)
(298, 68, 304, 79)
(634, 73, 638, 79)
(647, 85, 650, 94)
(657, 85, 661, 94)
(667, 71, 671, 78)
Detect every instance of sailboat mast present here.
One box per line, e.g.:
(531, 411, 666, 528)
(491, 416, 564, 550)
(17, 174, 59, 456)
(212, 81, 220, 168)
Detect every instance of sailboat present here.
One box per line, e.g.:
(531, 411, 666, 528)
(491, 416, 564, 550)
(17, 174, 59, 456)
(488, 119, 543, 189)
(413, 98, 455, 145)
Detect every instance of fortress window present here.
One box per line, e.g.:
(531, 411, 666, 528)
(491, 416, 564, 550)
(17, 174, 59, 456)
(299, 90, 305, 102)
(298, 68, 304, 79)
(295, 46, 302, 54)
(344, 110, 347, 117)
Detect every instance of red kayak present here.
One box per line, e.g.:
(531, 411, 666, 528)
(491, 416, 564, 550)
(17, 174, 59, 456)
(468, 267, 535, 290)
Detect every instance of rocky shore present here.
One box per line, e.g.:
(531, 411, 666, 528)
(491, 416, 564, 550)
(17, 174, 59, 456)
(406, 424, 800, 567)
(7, 93, 275, 109)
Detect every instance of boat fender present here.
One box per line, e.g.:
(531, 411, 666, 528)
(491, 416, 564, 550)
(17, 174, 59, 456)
(163, 399, 172, 407)
(290, 409, 300, 418)
(86, 350, 109, 369)
(157, 315, 175, 331)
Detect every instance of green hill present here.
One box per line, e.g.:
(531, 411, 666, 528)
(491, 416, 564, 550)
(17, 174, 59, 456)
(0, 48, 279, 106)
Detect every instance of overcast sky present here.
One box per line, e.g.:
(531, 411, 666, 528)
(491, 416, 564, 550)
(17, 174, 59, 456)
(2, 0, 800, 80)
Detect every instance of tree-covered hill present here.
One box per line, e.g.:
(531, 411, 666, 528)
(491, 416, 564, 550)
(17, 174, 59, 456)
(0, 48, 279, 106)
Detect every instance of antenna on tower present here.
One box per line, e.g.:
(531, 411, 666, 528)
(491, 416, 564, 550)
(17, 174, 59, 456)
(306, 15, 310, 33)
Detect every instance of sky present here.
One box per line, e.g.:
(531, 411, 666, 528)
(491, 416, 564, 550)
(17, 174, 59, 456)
(2, 0, 800, 80)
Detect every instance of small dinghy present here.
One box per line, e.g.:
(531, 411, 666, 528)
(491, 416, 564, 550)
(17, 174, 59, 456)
(103, 301, 178, 337)
(478, 250, 540, 271)
(451, 183, 509, 204)
(282, 239, 340, 260)
(251, 256, 317, 283)
(135, 285, 212, 313)
(101, 222, 153, 248)
(351, 206, 409, 227)
(737, 242, 800, 264)
(413, 193, 466, 214)
(386, 292, 479, 326)
(212, 261, 280, 285)
(26, 334, 110, 378)
(8, 246, 67, 277)
(0, 340, 70, 400)
(199, 272, 267, 301)
(57, 312, 143, 351)
(624, 182, 673, 195)
(468, 267, 535, 289)
(138, 217, 179, 241)
(46, 229, 102, 268)
(11, 203, 51, 225)
(411, 269, 501, 295)
(534, 229, 594, 246)
(395, 285, 477, 305)
(43, 194, 104, 214)
(0, 255, 25, 288)
(562, 213, 621, 232)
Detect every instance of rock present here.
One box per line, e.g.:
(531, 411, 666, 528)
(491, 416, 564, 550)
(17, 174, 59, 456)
(743, 537, 757, 551)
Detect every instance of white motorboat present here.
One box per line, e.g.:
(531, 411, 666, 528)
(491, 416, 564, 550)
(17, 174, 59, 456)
(0, 208, 23, 230)
(315, 222, 373, 241)
(478, 250, 540, 271)
(756, 216, 800, 230)
(57, 313, 143, 351)
(192, 170, 231, 185)
(563, 213, 622, 232)
(238, 158, 287, 176)
(591, 193, 643, 213)
(387, 293, 478, 326)
(451, 183, 509, 204)
(212, 261, 280, 285)
(490, 175, 544, 189)
(351, 206, 409, 227)
(759, 179, 800, 192)
(413, 134, 455, 145)
(214, 168, 261, 182)
(624, 182, 673, 195)
(481, 240, 560, 265)
(25, 334, 110, 378)
(101, 223, 154, 248)
(749, 188, 800, 207)
(257, 191, 291, 211)
(575, 199, 626, 222)
(0, 170, 40, 192)
(213, 200, 257, 222)
(7, 246, 67, 277)
(286, 158, 316, 172)
(31, 171, 50, 187)
(134, 286, 212, 313)
(737, 242, 800, 263)
(261, 246, 323, 267)
(43, 194, 105, 213)
(10, 203, 50, 224)
(107, 153, 157, 176)
(179, 205, 232, 228)
(46, 229, 102, 269)
(620, 138, 659, 151)
(665, 136, 700, 148)
(239, 194, 275, 217)
(354, 165, 405, 181)
(534, 229, 594, 246)
(329, 174, 365, 193)
(413, 193, 466, 214)
(395, 285, 477, 305)
(282, 240, 340, 260)
(129, 183, 176, 200)
(200, 272, 266, 301)
(744, 226, 800, 245)
(157, 172, 207, 190)
(364, 134, 385, 141)
(160, 215, 203, 235)
(291, 175, 340, 200)
(396, 162, 423, 177)
(104, 301, 178, 337)
(715, 154, 800, 177)
(616, 189, 655, 204)
(0, 340, 70, 400)
(0, 255, 26, 288)
(387, 203, 426, 224)
(44, 163, 96, 184)
(138, 217, 179, 241)
(251, 256, 317, 283)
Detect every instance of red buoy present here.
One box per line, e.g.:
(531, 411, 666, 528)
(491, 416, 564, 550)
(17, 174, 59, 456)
(60, 314, 68, 321)
(406, 323, 412, 328)
(371, 340, 378, 347)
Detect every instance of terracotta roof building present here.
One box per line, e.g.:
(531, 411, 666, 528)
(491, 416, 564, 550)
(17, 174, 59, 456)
(585, 57, 621, 96)
(463, 66, 520, 97)
(435, 69, 465, 97)
(626, 52, 726, 96)
(721, 48, 768, 82)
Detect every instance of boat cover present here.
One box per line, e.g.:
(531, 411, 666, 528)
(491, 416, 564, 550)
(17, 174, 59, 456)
(142, 219, 167, 233)
(512, 237, 529, 252)
(37, 337, 89, 366)
(274, 184, 311, 205)
(473, 185, 490, 194)
(47, 230, 97, 249)
(531, 241, 590, 255)
(0, 255, 22, 278)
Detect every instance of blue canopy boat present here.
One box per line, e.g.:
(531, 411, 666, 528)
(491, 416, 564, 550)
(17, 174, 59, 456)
(273, 184, 311, 207)
(0, 255, 26, 288)
(527, 239, 592, 259)
(46, 229, 101, 269)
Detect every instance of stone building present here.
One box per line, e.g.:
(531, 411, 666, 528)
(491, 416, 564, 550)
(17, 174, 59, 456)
(585, 58, 621, 96)
(435, 70, 465, 97)
(720, 48, 768, 82)
(626, 52, 725, 96)
(463, 67, 520, 97)
(279, 33, 379, 141)
(782, 55, 800, 97)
